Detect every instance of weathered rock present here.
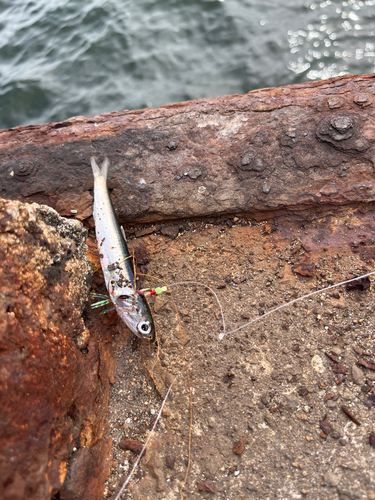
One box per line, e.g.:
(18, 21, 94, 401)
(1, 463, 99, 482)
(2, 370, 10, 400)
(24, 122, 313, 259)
(58, 441, 112, 500)
(119, 439, 144, 455)
(0, 198, 112, 500)
(199, 447, 222, 477)
(133, 243, 151, 265)
(153, 294, 168, 314)
(293, 259, 315, 277)
(346, 276, 371, 291)
(144, 450, 165, 492)
(2, 75, 375, 224)
(351, 365, 365, 385)
(160, 225, 179, 239)
(330, 296, 348, 309)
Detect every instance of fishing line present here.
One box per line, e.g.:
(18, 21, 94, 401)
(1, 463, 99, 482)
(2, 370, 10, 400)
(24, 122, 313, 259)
(219, 271, 375, 340)
(114, 271, 375, 500)
(114, 279, 226, 500)
(135, 272, 193, 500)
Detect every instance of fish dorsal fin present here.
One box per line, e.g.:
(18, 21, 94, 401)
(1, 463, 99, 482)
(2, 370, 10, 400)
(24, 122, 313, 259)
(120, 226, 127, 243)
(120, 226, 134, 273)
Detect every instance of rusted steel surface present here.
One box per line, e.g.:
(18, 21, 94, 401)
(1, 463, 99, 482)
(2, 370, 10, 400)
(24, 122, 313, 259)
(0, 198, 113, 500)
(1, 74, 375, 225)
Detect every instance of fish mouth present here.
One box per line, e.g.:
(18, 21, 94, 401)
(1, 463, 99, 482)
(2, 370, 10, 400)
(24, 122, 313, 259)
(114, 293, 155, 341)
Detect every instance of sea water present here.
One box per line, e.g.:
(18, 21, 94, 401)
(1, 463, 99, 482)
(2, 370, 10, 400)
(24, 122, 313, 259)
(0, 0, 374, 129)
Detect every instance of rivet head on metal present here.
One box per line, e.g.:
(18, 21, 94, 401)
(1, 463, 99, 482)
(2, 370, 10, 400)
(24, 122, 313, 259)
(327, 97, 343, 109)
(262, 182, 271, 194)
(331, 115, 353, 134)
(166, 140, 179, 151)
(6, 158, 38, 180)
(316, 113, 357, 143)
(353, 94, 373, 107)
(240, 150, 267, 172)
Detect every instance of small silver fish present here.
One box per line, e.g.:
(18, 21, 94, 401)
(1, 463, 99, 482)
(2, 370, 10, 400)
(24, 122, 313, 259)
(91, 157, 155, 341)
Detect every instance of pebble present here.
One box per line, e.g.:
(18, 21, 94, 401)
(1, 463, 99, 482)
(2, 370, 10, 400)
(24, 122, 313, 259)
(338, 457, 357, 470)
(135, 227, 154, 238)
(233, 437, 247, 455)
(320, 420, 331, 435)
(327, 401, 337, 409)
(331, 296, 348, 309)
(331, 347, 342, 356)
(118, 439, 144, 455)
(342, 390, 352, 401)
(351, 365, 364, 385)
(298, 386, 309, 397)
(323, 471, 341, 487)
(333, 364, 347, 375)
(208, 417, 216, 428)
(165, 456, 175, 469)
(197, 480, 216, 493)
(311, 355, 325, 374)
(370, 432, 375, 447)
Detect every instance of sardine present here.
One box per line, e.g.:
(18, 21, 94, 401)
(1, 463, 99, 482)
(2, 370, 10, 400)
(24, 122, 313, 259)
(91, 157, 155, 341)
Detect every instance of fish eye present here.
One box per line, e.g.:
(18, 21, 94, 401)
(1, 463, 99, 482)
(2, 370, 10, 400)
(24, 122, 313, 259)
(138, 321, 151, 335)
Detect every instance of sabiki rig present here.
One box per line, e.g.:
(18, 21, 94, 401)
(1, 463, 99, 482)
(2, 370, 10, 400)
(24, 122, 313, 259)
(91, 157, 155, 341)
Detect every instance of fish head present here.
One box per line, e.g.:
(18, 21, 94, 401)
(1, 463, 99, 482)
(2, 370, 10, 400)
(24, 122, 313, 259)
(113, 288, 155, 341)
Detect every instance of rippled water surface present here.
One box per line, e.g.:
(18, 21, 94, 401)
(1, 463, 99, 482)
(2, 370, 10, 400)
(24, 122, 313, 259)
(1, 0, 375, 129)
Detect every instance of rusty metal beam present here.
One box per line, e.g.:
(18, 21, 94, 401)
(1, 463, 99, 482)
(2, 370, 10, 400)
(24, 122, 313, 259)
(1, 74, 375, 225)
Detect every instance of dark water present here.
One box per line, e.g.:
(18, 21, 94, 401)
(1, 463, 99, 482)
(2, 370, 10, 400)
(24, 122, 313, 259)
(1, 0, 375, 129)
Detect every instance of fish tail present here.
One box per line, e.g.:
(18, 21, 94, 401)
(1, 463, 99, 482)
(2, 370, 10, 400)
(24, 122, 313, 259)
(91, 157, 109, 179)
